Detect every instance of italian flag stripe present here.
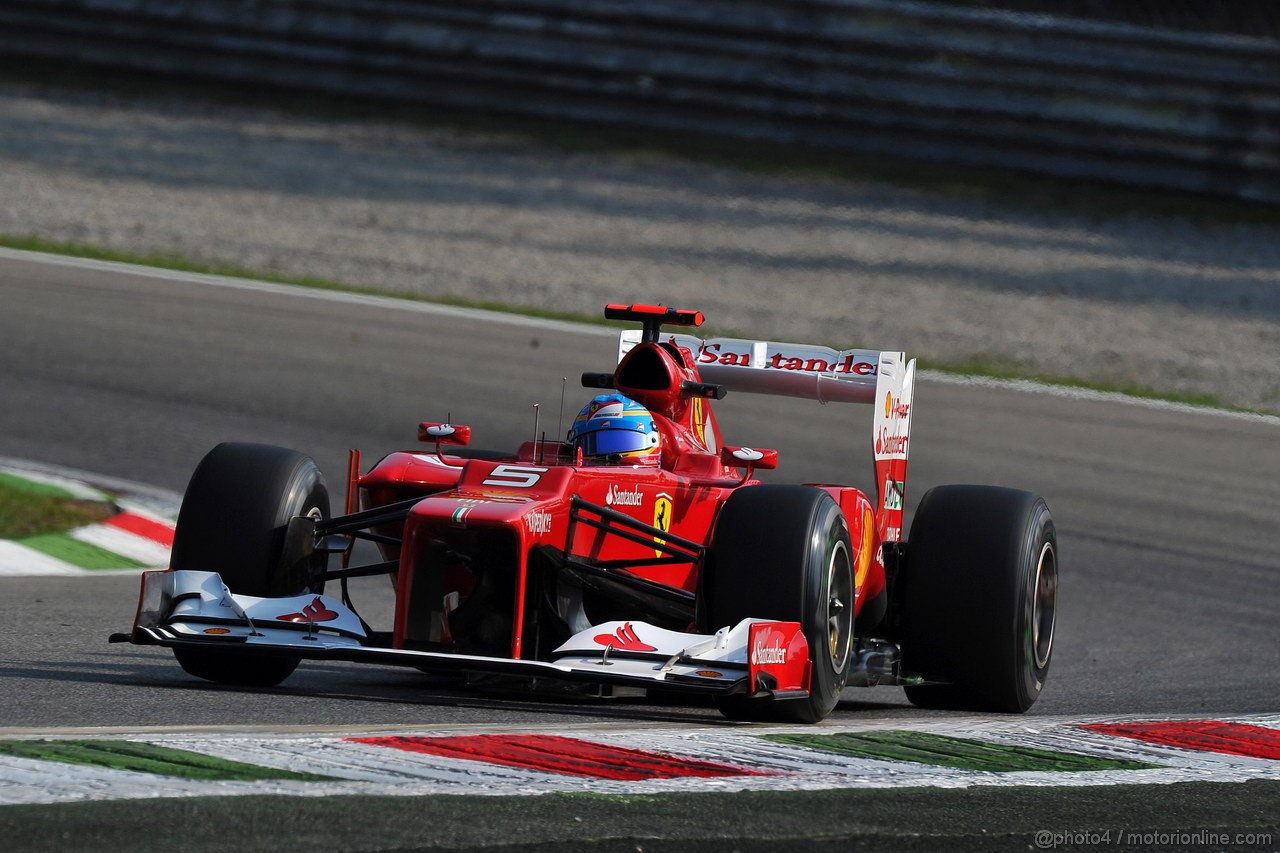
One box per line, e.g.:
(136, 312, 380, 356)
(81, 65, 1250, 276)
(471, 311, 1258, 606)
(106, 511, 175, 547)
(351, 734, 770, 780)
(0, 740, 335, 781)
(0, 468, 175, 574)
(17, 533, 146, 570)
(762, 730, 1156, 772)
(1081, 720, 1280, 760)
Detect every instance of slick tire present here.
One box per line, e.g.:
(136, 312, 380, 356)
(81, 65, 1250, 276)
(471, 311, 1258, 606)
(702, 485, 855, 723)
(899, 485, 1058, 712)
(169, 442, 330, 688)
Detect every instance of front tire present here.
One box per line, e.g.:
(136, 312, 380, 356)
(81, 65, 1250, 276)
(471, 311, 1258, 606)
(899, 485, 1058, 712)
(169, 442, 330, 687)
(702, 485, 855, 723)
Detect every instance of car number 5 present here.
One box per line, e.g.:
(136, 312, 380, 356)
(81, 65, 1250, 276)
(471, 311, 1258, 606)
(481, 465, 548, 488)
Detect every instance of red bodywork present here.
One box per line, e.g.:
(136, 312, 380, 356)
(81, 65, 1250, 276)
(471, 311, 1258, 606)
(354, 304, 890, 664)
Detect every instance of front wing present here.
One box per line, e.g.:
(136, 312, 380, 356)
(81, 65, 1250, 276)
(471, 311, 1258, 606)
(116, 571, 813, 700)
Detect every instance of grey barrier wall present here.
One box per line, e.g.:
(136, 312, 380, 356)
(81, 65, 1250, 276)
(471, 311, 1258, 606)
(944, 0, 1280, 40)
(1, 0, 1277, 203)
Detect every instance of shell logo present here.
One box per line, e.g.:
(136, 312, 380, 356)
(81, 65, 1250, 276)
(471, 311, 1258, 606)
(884, 391, 893, 419)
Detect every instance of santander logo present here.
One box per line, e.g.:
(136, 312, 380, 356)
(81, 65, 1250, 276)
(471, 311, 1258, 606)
(875, 426, 909, 457)
(593, 622, 656, 651)
(751, 639, 787, 665)
(605, 483, 644, 506)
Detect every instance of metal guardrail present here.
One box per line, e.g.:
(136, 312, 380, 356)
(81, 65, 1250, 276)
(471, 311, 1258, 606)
(2, 0, 1277, 203)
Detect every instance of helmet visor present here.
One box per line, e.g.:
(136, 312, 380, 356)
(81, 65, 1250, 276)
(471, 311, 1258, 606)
(577, 427, 652, 458)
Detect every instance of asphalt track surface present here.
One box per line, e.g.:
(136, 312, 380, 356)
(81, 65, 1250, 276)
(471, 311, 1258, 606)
(1, 252, 1278, 850)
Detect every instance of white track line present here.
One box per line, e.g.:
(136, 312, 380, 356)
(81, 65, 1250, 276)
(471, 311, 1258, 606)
(922, 371, 1280, 425)
(4, 247, 1276, 425)
(0, 247, 615, 338)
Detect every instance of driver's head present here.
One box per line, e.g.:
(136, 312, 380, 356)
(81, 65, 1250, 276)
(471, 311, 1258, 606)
(569, 394, 661, 466)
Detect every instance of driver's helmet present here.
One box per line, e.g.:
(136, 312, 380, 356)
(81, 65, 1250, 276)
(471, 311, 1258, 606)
(569, 394, 661, 466)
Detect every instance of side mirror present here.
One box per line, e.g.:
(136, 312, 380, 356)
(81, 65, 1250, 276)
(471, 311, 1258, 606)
(720, 446, 778, 471)
(418, 422, 472, 446)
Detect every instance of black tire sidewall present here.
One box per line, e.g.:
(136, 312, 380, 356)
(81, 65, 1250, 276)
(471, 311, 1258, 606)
(900, 485, 1057, 712)
(169, 442, 330, 688)
(704, 485, 855, 722)
(170, 442, 330, 597)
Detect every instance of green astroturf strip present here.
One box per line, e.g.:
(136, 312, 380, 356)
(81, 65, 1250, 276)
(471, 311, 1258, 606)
(0, 471, 76, 499)
(17, 533, 144, 569)
(0, 740, 336, 782)
(762, 731, 1158, 773)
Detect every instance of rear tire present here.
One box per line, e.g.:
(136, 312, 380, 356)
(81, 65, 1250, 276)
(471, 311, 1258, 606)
(899, 485, 1057, 712)
(702, 485, 855, 723)
(169, 442, 330, 687)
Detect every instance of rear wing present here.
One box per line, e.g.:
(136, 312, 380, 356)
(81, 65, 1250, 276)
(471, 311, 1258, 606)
(620, 330, 880, 404)
(619, 331, 915, 541)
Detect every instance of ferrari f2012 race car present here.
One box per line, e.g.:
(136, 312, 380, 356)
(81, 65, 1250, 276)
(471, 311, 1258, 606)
(113, 303, 1058, 723)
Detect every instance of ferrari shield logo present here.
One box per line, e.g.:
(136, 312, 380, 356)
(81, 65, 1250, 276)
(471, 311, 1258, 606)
(653, 493, 673, 556)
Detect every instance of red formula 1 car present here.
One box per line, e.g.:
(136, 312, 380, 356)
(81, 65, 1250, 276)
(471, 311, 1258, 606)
(114, 304, 1058, 722)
